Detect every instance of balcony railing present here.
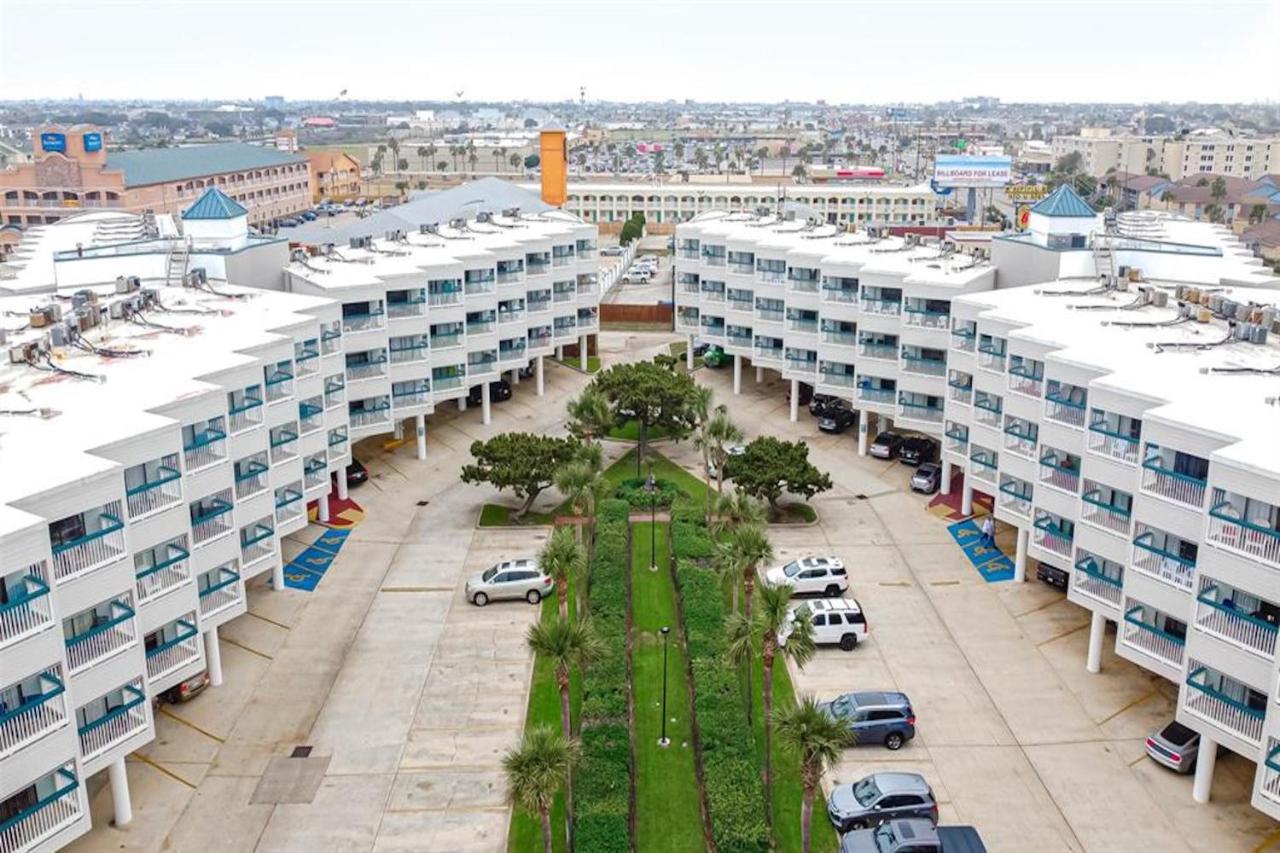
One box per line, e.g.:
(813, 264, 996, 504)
(342, 311, 385, 333)
(1122, 606, 1185, 667)
(1039, 455, 1080, 494)
(785, 357, 817, 373)
(528, 298, 552, 314)
(0, 571, 53, 647)
(1141, 453, 1207, 508)
(1033, 516, 1073, 557)
(944, 426, 969, 454)
(191, 499, 235, 545)
(183, 428, 226, 472)
(1184, 666, 1265, 744)
(1262, 742, 1280, 805)
(820, 330, 858, 347)
(1081, 490, 1132, 536)
(1132, 531, 1195, 591)
(199, 568, 242, 618)
(264, 371, 294, 403)
(51, 513, 126, 581)
(269, 430, 299, 464)
(145, 620, 201, 681)
(786, 318, 818, 334)
(755, 307, 784, 322)
(387, 299, 426, 319)
(65, 600, 136, 672)
(346, 358, 388, 381)
(976, 344, 1006, 372)
(1002, 426, 1037, 459)
(228, 397, 263, 433)
(126, 465, 182, 518)
(431, 332, 463, 349)
(818, 371, 856, 387)
(857, 387, 896, 405)
(1207, 502, 1280, 568)
(1073, 556, 1122, 607)
(321, 328, 342, 355)
(294, 348, 320, 377)
(350, 406, 391, 428)
(1007, 364, 1043, 398)
(1045, 390, 1087, 428)
(1088, 421, 1141, 465)
(304, 458, 328, 489)
(135, 545, 190, 603)
(1195, 584, 1278, 659)
(329, 429, 349, 450)
(753, 345, 783, 362)
(234, 460, 270, 500)
(973, 399, 1002, 429)
(78, 683, 147, 759)
(0, 767, 81, 852)
(951, 327, 976, 353)
(726, 330, 752, 347)
(969, 451, 998, 485)
(821, 287, 858, 303)
(901, 356, 947, 377)
(0, 671, 66, 757)
(898, 401, 943, 423)
(947, 380, 973, 405)
(859, 297, 901, 316)
(428, 290, 462, 306)
(902, 308, 950, 329)
(859, 343, 897, 361)
(433, 373, 464, 390)
(467, 320, 495, 335)
(997, 481, 1033, 518)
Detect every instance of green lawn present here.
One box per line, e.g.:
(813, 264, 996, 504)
(772, 502, 818, 524)
(556, 355, 602, 373)
(478, 503, 560, 527)
(605, 420, 676, 442)
(631, 523, 706, 852)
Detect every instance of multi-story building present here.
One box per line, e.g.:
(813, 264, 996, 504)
(306, 151, 362, 202)
(282, 208, 601, 427)
(1, 125, 311, 230)
(941, 276, 1280, 821)
(1051, 128, 1280, 181)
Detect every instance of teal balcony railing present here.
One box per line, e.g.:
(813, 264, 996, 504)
(1122, 605, 1185, 666)
(0, 670, 66, 755)
(1087, 419, 1141, 464)
(199, 567, 242, 618)
(145, 619, 201, 681)
(342, 310, 385, 333)
(902, 306, 950, 329)
(134, 543, 190, 602)
(859, 342, 897, 360)
(264, 368, 294, 402)
(78, 682, 147, 758)
(1007, 361, 1044, 397)
(234, 459, 270, 500)
(241, 523, 275, 565)
(191, 498, 234, 544)
(898, 400, 943, 423)
(1184, 665, 1265, 744)
(950, 326, 976, 352)
(1045, 386, 1087, 428)
(1081, 489, 1132, 535)
(329, 429, 349, 448)
(0, 766, 81, 852)
(859, 296, 901, 316)
(944, 425, 969, 453)
(1141, 450, 1207, 508)
(51, 511, 126, 581)
(997, 480, 1033, 517)
(0, 571, 53, 646)
(1207, 499, 1280, 568)
(126, 465, 182, 518)
(900, 355, 947, 377)
(977, 341, 1006, 371)
(1073, 556, 1123, 607)
(65, 600, 136, 672)
(1039, 453, 1080, 494)
(1032, 515, 1072, 557)
(1195, 583, 1278, 658)
(856, 386, 895, 405)
(1132, 531, 1195, 590)
(228, 395, 264, 433)
(183, 427, 226, 471)
(269, 428, 299, 464)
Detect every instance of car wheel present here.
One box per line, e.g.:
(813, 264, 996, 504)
(850, 820, 867, 831)
(824, 584, 840, 598)
(839, 634, 857, 651)
(526, 590, 542, 605)
(473, 592, 488, 607)
(885, 732, 904, 750)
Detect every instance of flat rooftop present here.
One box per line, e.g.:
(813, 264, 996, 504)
(542, 181, 936, 196)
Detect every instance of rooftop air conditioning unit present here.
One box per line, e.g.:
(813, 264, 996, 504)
(115, 275, 140, 294)
(502, 207, 520, 218)
(449, 217, 468, 230)
(421, 223, 439, 235)
(476, 212, 492, 223)
(290, 249, 309, 263)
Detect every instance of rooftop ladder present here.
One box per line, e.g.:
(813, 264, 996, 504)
(1091, 231, 1115, 286)
(166, 241, 190, 288)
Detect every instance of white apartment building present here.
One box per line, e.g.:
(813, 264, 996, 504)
(282, 208, 600, 431)
(552, 181, 938, 226)
(1051, 129, 1279, 181)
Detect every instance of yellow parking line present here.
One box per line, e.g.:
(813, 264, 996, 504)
(1096, 689, 1158, 727)
(1252, 825, 1280, 853)
(157, 707, 226, 743)
(381, 586, 455, 593)
(1035, 623, 1087, 647)
(220, 635, 272, 661)
(129, 753, 196, 789)
(246, 611, 291, 630)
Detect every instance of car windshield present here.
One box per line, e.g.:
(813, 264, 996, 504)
(873, 822, 900, 852)
(852, 777, 880, 806)
(830, 694, 854, 717)
(783, 561, 802, 577)
(482, 567, 498, 582)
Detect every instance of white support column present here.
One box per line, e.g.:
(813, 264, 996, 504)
(961, 479, 974, 516)
(579, 335, 588, 370)
(415, 414, 427, 460)
(556, 344, 564, 360)
(458, 396, 467, 412)
(393, 419, 404, 441)
(733, 354, 742, 395)
(1192, 736, 1217, 803)
(1014, 526, 1029, 583)
(203, 626, 223, 687)
(536, 355, 545, 396)
(511, 367, 520, 385)
(756, 366, 764, 383)
(857, 416, 869, 456)
(884, 416, 894, 431)
(337, 474, 349, 501)
(687, 334, 696, 370)
(317, 493, 330, 523)
(1086, 612, 1106, 674)
(108, 757, 133, 827)
(789, 379, 799, 422)
(482, 382, 493, 425)
(941, 460, 953, 495)
(272, 559, 284, 591)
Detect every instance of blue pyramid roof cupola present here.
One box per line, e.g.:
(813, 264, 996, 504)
(182, 187, 248, 221)
(1030, 184, 1096, 218)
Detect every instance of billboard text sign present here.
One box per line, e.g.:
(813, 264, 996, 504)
(934, 155, 1012, 189)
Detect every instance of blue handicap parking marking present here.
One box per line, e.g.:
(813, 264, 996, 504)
(281, 530, 350, 592)
(947, 519, 1015, 583)
(312, 529, 350, 555)
(283, 566, 323, 591)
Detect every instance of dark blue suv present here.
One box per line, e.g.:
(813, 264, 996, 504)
(820, 691, 916, 750)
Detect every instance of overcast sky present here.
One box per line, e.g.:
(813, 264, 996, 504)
(2, 0, 1278, 104)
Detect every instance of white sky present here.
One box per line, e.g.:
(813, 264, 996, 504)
(2, 0, 1278, 104)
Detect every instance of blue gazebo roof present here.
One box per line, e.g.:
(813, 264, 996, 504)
(182, 187, 248, 221)
(1031, 184, 1096, 218)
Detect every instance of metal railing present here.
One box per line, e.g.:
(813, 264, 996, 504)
(294, 349, 320, 376)
(0, 571, 53, 647)
(898, 401, 943, 423)
(0, 670, 65, 757)
(342, 311, 385, 333)
(1073, 557, 1123, 607)
(1088, 421, 1141, 464)
(973, 399, 1003, 429)
(997, 481, 1033, 518)
(228, 397, 263, 433)
(785, 358, 817, 373)
(0, 766, 80, 852)
(431, 333, 463, 348)
(1081, 490, 1132, 536)
(1039, 455, 1081, 494)
(951, 327, 976, 352)
(900, 356, 947, 377)
(821, 287, 858, 303)
(818, 371, 856, 387)
(859, 297, 902, 316)
(191, 500, 234, 545)
(1195, 584, 1278, 658)
(944, 428, 969, 454)
(947, 380, 973, 405)
(1007, 365, 1044, 398)
(135, 545, 190, 602)
(65, 600, 136, 672)
(1206, 501, 1280, 568)
(264, 372, 294, 403)
(857, 387, 896, 405)
(350, 406, 391, 428)
(1141, 454, 1207, 508)
(1045, 391, 1087, 428)
(234, 460, 269, 500)
(51, 512, 126, 580)
(820, 330, 857, 346)
(269, 431, 299, 464)
(755, 308, 785, 322)
(346, 359, 388, 381)
(241, 524, 275, 565)
(1184, 666, 1265, 744)
(976, 345, 1006, 372)
(199, 568, 242, 618)
(1122, 606, 1185, 667)
(1032, 516, 1073, 557)
(78, 683, 147, 759)
(902, 308, 950, 329)
(1132, 531, 1195, 590)
(321, 329, 342, 355)
(126, 465, 182, 518)
(428, 290, 462, 306)
(145, 620, 201, 681)
(183, 429, 226, 471)
(859, 343, 897, 361)
(387, 300, 426, 319)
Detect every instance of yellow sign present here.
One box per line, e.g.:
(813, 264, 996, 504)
(1005, 184, 1049, 202)
(1015, 204, 1032, 231)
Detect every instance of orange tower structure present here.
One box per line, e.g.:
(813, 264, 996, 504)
(539, 129, 567, 207)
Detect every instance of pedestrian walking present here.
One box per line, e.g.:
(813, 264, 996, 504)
(981, 515, 995, 548)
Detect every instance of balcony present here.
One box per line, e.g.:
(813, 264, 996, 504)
(387, 298, 426, 319)
(1263, 742, 1280, 806)
(321, 327, 342, 355)
(498, 308, 526, 324)
(755, 307, 784, 323)
(0, 766, 81, 853)
(134, 543, 190, 603)
(0, 569, 53, 647)
(1073, 555, 1123, 607)
(467, 319, 495, 335)
(1122, 605, 1185, 667)
(241, 523, 275, 566)
(859, 342, 897, 361)
(1007, 361, 1044, 398)
(1141, 451, 1207, 508)
(269, 428, 299, 464)
(234, 459, 269, 500)
(1184, 665, 1265, 745)
(145, 619, 201, 682)
(726, 329, 752, 347)
(973, 397, 1002, 429)
(1195, 583, 1278, 659)
(304, 456, 328, 489)
(786, 317, 818, 334)
(228, 395, 264, 433)
(1039, 453, 1081, 494)
(1033, 515, 1073, 557)
(898, 400, 943, 423)
(902, 307, 950, 330)
(977, 342, 1006, 372)
(901, 355, 947, 378)
(998, 479, 1033, 519)
(264, 369, 294, 403)
(969, 449, 998, 485)
(820, 329, 857, 347)
(818, 369, 856, 388)
(854, 384, 893, 405)
(328, 428, 349, 451)
(1207, 498, 1280, 568)
(191, 498, 234, 545)
(1132, 531, 1196, 591)
(431, 332, 463, 349)
(274, 487, 305, 525)
(126, 464, 182, 518)
(944, 425, 969, 455)
(951, 326, 976, 353)
(428, 289, 462, 307)
(299, 401, 324, 434)
(0, 670, 66, 758)
(1081, 490, 1132, 536)
(78, 682, 148, 760)
(754, 343, 783, 362)
(785, 357, 817, 374)
(294, 347, 320, 377)
(1045, 384, 1087, 428)
(822, 286, 858, 304)
(859, 297, 902, 316)
(1002, 423, 1037, 459)
(342, 310, 385, 333)
(51, 511, 126, 581)
(65, 600, 136, 672)
(553, 288, 576, 304)
(199, 567, 242, 618)
(947, 377, 973, 405)
(1088, 420, 1141, 465)
(346, 357, 388, 382)
(183, 427, 226, 472)
(528, 297, 551, 314)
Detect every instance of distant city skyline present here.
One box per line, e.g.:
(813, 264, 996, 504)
(2, 0, 1279, 105)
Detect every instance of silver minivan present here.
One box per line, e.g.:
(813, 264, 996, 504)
(466, 558, 553, 606)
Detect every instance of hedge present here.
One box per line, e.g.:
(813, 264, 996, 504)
(614, 476, 680, 509)
(673, 502, 769, 853)
(573, 499, 631, 852)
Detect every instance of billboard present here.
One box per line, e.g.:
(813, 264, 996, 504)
(933, 155, 1012, 189)
(40, 132, 67, 154)
(83, 132, 103, 153)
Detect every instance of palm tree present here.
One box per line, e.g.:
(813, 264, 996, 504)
(503, 725, 580, 853)
(732, 523, 773, 622)
(468, 147, 479, 174)
(705, 411, 744, 498)
(780, 143, 792, 176)
(756, 146, 769, 175)
(450, 144, 462, 172)
(416, 145, 428, 173)
(555, 460, 595, 549)
(792, 164, 808, 182)
(710, 490, 765, 540)
(566, 387, 613, 442)
(425, 141, 438, 174)
(757, 583, 815, 822)
(510, 152, 523, 172)
(686, 385, 718, 516)
(539, 526, 584, 621)
(774, 696, 852, 853)
(494, 146, 506, 173)
(387, 137, 400, 174)
(525, 619, 602, 848)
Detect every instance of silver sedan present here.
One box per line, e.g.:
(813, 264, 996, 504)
(465, 558, 553, 606)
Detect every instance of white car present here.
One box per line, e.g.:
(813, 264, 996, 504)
(705, 443, 747, 479)
(465, 558, 552, 606)
(764, 556, 848, 597)
(778, 599, 867, 651)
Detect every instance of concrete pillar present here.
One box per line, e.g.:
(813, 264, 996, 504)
(579, 335, 588, 370)
(415, 414, 427, 461)
(203, 626, 223, 687)
(857, 416, 869, 456)
(756, 366, 764, 383)
(1192, 736, 1217, 803)
(556, 344, 564, 360)
(535, 355, 545, 396)
(1014, 526, 1029, 582)
(511, 366, 520, 385)
(337, 474, 349, 501)
(317, 493, 330, 523)
(108, 757, 132, 827)
(481, 382, 492, 425)
(941, 460, 953, 495)
(733, 354, 742, 395)
(687, 334, 696, 370)
(272, 559, 284, 591)
(458, 396, 467, 412)
(1086, 612, 1106, 674)
(961, 479, 974, 516)
(393, 419, 404, 441)
(789, 379, 799, 422)
(884, 416, 894, 431)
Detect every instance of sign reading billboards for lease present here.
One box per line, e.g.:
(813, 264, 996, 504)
(933, 155, 1013, 189)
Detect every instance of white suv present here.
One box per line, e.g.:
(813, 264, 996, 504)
(778, 599, 867, 651)
(763, 556, 848, 597)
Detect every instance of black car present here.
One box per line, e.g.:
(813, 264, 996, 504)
(818, 407, 857, 434)
(809, 393, 841, 417)
(899, 437, 939, 466)
(786, 381, 815, 407)
(468, 379, 512, 405)
(517, 362, 536, 379)
(345, 459, 369, 488)
(910, 462, 941, 494)
(869, 431, 906, 459)
(1037, 562, 1069, 590)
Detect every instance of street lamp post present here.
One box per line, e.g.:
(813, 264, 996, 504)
(659, 625, 671, 747)
(646, 466, 657, 571)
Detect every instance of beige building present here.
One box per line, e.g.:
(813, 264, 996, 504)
(1051, 129, 1279, 181)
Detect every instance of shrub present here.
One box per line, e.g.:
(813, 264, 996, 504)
(614, 476, 679, 509)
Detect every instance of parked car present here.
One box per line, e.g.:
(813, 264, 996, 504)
(466, 558, 553, 606)
(786, 381, 815, 407)
(869, 431, 906, 459)
(706, 443, 746, 480)
(703, 345, 728, 368)
(1146, 720, 1200, 773)
(809, 393, 841, 416)
(468, 379, 512, 405)
(1036, 562, 1069, 590)
(301, 210, 318, 221)
(827, 772, 939, 832)
(910, 462, 942, 494)
(345, 459, 369, 488)
(820, 690, 916, 750)
(840, 819, 986, 853)
(819, 407, 858, 434)
(780, 598, 867, 650)
(764, 556, 848, 597)
(691, 339, 711, 357)
(159, 671, 209, 704)
(601, 246, 625, 256)
(518, 362, 536, 380)
(899, 437, 938, 466)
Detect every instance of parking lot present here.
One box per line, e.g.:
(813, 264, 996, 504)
(604, 251, 673, 304)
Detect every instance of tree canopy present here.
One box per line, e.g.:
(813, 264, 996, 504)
(589, 360, 698, 463)
(731, 436, 833, 514)
(460, 433, 582, 517)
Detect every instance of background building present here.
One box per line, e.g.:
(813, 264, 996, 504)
(306, 151, 362, 202)
(1051, 128, 1280, 181)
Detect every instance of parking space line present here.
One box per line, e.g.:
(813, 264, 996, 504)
(1013, 596, 1068, 618)
(1251, 825, 1280, 853)
(1035, 623, 1088, 647)
(157, 706, 227, 743)
(245, 611, 292, 631)
(128, 752, 198, 789)
(221, 635, 273, 660)
(380, 586, 456, 593)
(1095, 689, 1159, 727)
